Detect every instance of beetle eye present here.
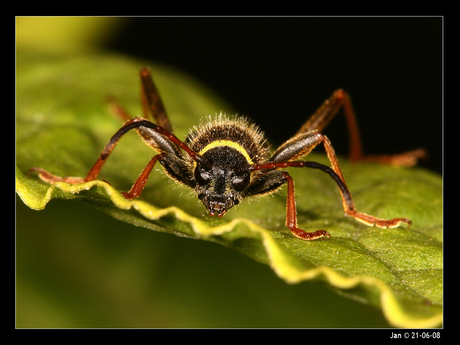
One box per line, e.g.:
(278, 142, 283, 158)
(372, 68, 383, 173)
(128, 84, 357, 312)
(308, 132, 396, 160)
(194, 165, 211, 186)
(232, 173, 250, 191)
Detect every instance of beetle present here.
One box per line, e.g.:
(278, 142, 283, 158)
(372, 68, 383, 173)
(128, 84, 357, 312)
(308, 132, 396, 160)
(30, 68, 426, 240)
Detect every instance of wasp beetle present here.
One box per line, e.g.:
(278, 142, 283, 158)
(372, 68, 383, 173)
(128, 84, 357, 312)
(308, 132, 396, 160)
(31, 68, 425, 240)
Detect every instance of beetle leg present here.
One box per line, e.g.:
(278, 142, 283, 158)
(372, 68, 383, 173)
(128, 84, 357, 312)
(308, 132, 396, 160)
(107, 95, 133, 122)
(284, 161, 412, 229)
(296, 89, 427, 166)
(272, 130, 409, 227)
(107, 67, 173, 131)
(252, 133, 412, 239)
(30, 118, 207, 198)
(121, 154, 165, 199)
(30, 154, 163, 200)
(27, 167, 86, 184)
(140, 67, 173, 133)
(282, 171, 330, 240)
(318, 135, 411, 228)
(29, 117, 141, 184)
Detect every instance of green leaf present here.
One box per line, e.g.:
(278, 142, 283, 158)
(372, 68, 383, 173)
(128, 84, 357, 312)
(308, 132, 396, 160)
(16, 49, 442, 328)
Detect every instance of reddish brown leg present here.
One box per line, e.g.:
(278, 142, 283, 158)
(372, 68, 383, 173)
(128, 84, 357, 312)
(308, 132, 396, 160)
(122, 154, 164, 199)
(30, 154, 163, 200)
(139, 67, 173, 133)
(348, 148, 428, 167)
(296, 89, 362, 160)
(319, 135, 411, 228)
(27, 167, 86, 184)
(28, 117, 142, 184)
(107, 96, 133, 122)
(282, 171, 330, 240)
(251, 150, 411, 240)
(336, 133, 411, 226)
(108, 68, 172, 132)
(29, 68, 196, 199)
(30, 118, 209, 198)
(296, 89, 427, 166)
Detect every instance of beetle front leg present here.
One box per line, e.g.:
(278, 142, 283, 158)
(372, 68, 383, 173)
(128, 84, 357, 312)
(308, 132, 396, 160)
(121, 154, 165, 199)
(282, 171, 331, 240)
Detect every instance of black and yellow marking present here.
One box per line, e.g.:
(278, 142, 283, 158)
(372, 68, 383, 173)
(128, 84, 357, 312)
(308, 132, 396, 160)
(185, 114, 271, 167)
(199, 139, 254, 164)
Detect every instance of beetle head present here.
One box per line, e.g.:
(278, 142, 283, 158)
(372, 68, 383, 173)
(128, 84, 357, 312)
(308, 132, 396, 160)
(194, 148, 251, 217)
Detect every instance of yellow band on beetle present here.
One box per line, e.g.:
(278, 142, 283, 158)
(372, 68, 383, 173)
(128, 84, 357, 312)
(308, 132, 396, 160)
(199, 140, 253, 164)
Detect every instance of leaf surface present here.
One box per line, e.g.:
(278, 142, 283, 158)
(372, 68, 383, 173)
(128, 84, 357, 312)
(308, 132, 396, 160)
(16, 49, 443, 328)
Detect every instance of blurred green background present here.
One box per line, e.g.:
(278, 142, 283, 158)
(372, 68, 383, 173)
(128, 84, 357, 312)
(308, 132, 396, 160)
(16, 17, 441, 328)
